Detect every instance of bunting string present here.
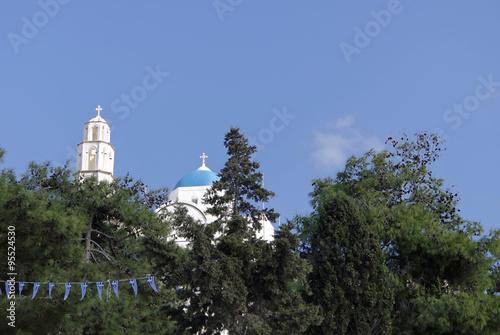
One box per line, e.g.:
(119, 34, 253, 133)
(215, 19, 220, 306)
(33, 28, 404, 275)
(1, 276, 154, 285)
(0, 276, 159, 301)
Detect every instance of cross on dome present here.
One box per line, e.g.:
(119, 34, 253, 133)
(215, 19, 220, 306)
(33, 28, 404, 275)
(95, 105, 103, 116)
(200, 153, 208, 167)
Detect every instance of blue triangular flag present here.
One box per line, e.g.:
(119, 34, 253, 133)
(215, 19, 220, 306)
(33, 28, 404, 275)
(18, 282, 25, 296)
(147, 277, 158, 293)
(48, 283, 55, 300)
(96, 282, 104, 301)
(63, 283, 72, 301)
(31, 283, 41, 300)
(5, 281, 12, 298)
(129, 279, 138, 298)
(111, 280, 119, 300)
(80, 283, 88, 301)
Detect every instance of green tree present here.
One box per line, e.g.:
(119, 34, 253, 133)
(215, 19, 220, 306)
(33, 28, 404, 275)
(155, 127, 319, 334)
(0, 156, 176, 334)
(299, 132, 500, 334)
(302, 187, 393, 335)
(0, 161, 84, 334)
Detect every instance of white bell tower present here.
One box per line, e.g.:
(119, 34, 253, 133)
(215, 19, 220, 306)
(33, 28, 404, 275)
(75, 105, 115, 183)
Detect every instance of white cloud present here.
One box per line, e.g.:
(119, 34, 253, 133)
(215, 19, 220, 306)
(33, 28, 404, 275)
(311, 115, 385, 169)
(327, 114, 354, 129)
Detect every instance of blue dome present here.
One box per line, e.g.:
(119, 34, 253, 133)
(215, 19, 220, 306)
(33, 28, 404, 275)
(174, 168, 219, 189)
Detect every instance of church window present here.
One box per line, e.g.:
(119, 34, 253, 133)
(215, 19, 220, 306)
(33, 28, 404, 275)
(88, 148, 96, 170)
(92, 126, 98, 141)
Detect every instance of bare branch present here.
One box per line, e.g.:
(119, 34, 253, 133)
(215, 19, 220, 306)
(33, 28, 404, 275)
(91, 229, 116, 240)
(90, 248, 113, 262)
(90, 239, 112, 259)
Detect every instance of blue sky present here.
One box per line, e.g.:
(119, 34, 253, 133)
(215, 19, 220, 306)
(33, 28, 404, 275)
(0, 1, 498, 231)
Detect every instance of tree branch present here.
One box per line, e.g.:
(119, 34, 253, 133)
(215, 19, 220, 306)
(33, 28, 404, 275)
(90, 248, 114, 262)
(81, 238, 115, 262)
(84, 216, 93, 263)
(91, 229, 116, 240)
(90, 239, 112, 259)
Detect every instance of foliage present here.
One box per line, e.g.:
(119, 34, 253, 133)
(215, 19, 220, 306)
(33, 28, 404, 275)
(4, 129, 497, 334)
(0, 158, 175, 334)
(154, 127, 320, 334)
(299, 132, 500, 334)
(204, 127, 279, 228)
(302, 188, 393, 335)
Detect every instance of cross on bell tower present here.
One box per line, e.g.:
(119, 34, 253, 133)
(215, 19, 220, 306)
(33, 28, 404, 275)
(95, 105, 103, 116)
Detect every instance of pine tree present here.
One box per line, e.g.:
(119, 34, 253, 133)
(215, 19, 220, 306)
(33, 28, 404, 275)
(204, 126, 278, 228)
(0, 156, 175, 334)
(160, 127, 319, 334)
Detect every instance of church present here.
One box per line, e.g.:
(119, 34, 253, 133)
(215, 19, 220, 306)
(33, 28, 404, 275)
(74, 106, 275, 244)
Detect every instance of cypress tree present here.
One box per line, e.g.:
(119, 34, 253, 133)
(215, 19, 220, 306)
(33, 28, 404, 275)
(306, 189, 393, 334)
